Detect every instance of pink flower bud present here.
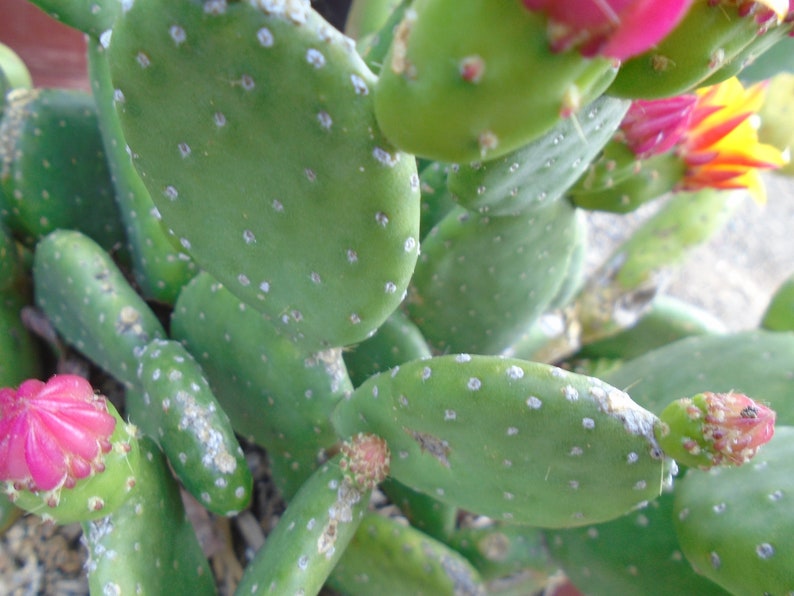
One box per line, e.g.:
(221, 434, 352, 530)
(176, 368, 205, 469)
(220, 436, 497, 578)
(619, 94, 698, 157)
(0, 375, 116, 492)
(523, 0, 694, 60)
(656, 391, 776, 469)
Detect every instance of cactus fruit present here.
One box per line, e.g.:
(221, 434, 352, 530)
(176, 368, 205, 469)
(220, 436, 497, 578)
(107, 0, 420, 350)
(235, 432, 389, 595)
(656, 392, 776, 470)
(133, 338, 253, 515)
(673, 426, 794, 595)
(757, 72, 794, 176)
(0, 375, 140, 524)
(373, 0, 615, 162)
(32, 229, 166, 388)
(0, 88, 124, 249)
(333, 355, 670, 528)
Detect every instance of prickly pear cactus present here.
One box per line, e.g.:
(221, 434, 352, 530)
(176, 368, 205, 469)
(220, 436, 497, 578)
(133, 338, 253, 516)
(87, 40, 197, 305)
(235, 433, 389, 595)
(106, 0, 420, 350)
(32, 229, 166, 388)
(673, 426, 794, 595)
(407, 200, 582, 355)
(333, 355, 670, 528)
(328, 512, 486, 596)
(446, 95, 629, 216)
(547, 490, 730, 596)
(373, 0, 614, 162)
(0, 88, 124, 249)
(82, 437, 215, 595)
(171, 271, 350, 498)
(604, 330, 794, 424)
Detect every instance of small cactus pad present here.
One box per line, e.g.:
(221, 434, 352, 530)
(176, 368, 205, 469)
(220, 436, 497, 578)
(82, 438, 215, 595)
(329, 512, 486, 596)
(134, 339, 253, 515)
(373, 0, 614, 162)
(171, 272, 351, 498)
(673, 426, 794, 595)
(343, 308, 431, 387)
(32, 230, 166, 388)
(407, 200, 581, 355)
(0, 88, 123, 249)
(235, 449, 376, 595)
(333, 355, 669, 528)
(107, 0, 419, 350)
(446, 95, 629, 216)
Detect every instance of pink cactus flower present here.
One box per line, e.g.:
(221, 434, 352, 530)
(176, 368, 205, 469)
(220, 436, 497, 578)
(523, 0, 694, 60)
(0, 375, 116, 492)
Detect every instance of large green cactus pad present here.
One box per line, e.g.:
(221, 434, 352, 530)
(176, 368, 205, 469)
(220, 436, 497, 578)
(674, 426, 794, 596)
(107, 0, 419, 350)
(333, 355, 669, 528)
(604, 330, 794, 424)
(547, 490, 729, 596)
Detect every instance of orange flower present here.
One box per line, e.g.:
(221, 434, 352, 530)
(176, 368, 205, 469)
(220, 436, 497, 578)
(677, 77, 789, 203)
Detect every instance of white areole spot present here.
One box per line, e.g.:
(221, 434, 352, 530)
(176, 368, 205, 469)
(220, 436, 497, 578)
(306, 48, 326, 68)
(169, 25, 186, 45)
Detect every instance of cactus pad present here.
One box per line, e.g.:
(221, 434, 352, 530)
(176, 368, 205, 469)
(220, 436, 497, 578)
(333, 355, 669, 528)
(107, 0, 419, 350)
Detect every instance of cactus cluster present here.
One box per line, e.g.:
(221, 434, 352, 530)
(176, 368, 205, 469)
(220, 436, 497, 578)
(1, 0, 793, 594)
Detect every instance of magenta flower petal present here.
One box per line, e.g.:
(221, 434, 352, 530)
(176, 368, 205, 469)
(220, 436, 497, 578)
(0, 375, 116, 492)
(524, 0, 694, 60)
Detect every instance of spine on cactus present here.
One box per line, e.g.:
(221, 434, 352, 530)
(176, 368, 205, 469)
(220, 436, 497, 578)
(0, 375, 140, 524)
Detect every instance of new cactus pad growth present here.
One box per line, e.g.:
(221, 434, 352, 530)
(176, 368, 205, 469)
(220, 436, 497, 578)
(1, 0, 793, 593)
